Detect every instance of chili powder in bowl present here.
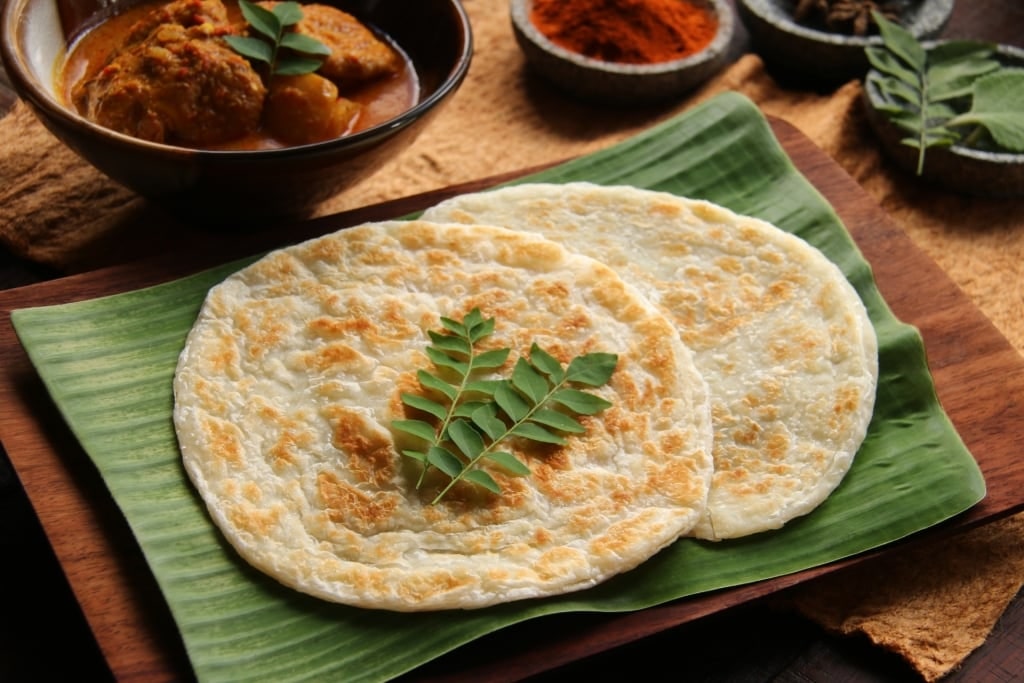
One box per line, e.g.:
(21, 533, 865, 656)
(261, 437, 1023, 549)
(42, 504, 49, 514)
(510, 0, 735, 104)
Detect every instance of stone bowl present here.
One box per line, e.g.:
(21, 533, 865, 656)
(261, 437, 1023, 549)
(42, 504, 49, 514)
(863, 40, 1024, 198)
(738, 0, 953, 85)
(0, 0, 473, 225)
(510, 0, 734, 104)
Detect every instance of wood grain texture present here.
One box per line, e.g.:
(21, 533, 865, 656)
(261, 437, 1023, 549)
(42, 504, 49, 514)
(1, 119, 1022, 682)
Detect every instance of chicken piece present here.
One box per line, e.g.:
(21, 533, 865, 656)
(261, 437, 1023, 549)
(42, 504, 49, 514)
(124, 0, 232, 46)
(263, 73, 360, 145)
(73, 23, 265, 146)
(261, 3, 402, 86)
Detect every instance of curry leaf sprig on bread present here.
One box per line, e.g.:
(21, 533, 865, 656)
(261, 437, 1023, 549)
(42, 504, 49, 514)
(393, 308, 617, 504)
(225, 0, 330, 77)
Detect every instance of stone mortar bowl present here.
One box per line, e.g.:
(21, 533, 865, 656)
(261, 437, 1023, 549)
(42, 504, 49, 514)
(738, 0, 953, 85)
(510, 0, 734, 104)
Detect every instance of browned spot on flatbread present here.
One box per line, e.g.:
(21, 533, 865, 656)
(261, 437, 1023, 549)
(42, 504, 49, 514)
(235, 303, 290, 359)
(203, 333, 240, 376)
(732, 418, 762, 447)
(831, 383, 861, 431)
(765, 432, 790, 461)
(323, 405, 395, 486)
(317, 471, 398, 529)
(311, 341, 363, 370)
(308, 315, 373, 338)
(203, 417, 243, 466)
(647, 452, 705, 506)
(267, 429, 314, 471)
(228, 503, 281, 537)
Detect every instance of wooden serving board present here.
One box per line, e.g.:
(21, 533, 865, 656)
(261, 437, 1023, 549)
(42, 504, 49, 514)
(2, 119, 1023, 682)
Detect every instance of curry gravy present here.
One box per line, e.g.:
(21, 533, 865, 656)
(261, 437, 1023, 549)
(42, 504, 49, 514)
(60, 0, 419, 150)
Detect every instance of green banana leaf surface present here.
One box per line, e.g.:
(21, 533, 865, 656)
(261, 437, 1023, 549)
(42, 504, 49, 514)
(11, 92, 985, 682)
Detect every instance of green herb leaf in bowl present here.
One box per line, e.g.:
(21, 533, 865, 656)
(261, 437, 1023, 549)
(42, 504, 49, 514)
(865, 11, 1024, 174)
(946, 69, 1024, 153)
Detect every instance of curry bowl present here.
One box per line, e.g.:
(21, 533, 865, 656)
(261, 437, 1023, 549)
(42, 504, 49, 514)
(738, 0, 953, 85)
(0, 0, 472, 224)
(510, 0, 734, 104)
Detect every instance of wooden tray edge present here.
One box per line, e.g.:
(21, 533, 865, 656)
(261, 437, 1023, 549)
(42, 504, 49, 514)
(1, 117, 1022, 682)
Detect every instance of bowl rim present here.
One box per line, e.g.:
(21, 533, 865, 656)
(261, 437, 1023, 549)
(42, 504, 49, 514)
(0, 0, 474, 159)
(510, 0, 734, 75)
(738, 0, 954, 47)
(863, 38, 1024, 163)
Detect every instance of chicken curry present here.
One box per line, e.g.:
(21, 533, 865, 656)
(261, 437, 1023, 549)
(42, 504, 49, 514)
(59, 0, 419, 149)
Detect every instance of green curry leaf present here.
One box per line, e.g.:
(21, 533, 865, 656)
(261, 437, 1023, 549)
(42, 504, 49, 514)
(223, 35, 273, 64)
(270, 0, 304, 26)
(280, 31, 332, 56)
(946, 69, 1024, 153)
(865, 11, 1013, 174)
(484, 451, 533, 477)
(274, 56, 329, 76)
(227, 0, 330, 77)
(239, 0, 281, 41)
(926, 41, 1004, 101)
(392, 308, 618, 503)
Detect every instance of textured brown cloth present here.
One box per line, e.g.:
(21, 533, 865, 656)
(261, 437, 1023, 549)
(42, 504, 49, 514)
(2, 0, 1024, 680)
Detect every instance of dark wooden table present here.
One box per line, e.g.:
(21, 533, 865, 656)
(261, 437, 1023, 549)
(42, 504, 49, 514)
(2, 1, 1024, 681)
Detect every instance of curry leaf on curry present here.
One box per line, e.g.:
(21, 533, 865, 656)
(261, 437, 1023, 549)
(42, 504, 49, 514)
(225, 36, 273, 63)
(392, 308, 616, 503)
(224, 0, 330, 77)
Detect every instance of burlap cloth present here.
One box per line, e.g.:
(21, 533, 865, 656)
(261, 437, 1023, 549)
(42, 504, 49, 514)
(3, 0, 1024, 679)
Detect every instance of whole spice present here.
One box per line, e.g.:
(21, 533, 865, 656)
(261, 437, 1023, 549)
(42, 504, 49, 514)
(530, 0, 718, 65)
(793, 0, 904, 37)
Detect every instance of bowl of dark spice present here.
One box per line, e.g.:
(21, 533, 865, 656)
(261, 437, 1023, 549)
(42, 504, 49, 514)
(510, 0, 734, 104)
(737, 0, 953, 86)
(863, 14, 1024, 197)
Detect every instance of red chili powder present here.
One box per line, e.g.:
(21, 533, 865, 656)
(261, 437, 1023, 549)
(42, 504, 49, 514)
(530, 0, 719, 65)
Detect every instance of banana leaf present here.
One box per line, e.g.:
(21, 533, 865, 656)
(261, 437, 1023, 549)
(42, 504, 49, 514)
(10, 92, 984, 682)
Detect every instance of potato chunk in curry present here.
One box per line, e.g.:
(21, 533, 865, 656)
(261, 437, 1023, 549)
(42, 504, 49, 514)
(264, 73, 360, 145)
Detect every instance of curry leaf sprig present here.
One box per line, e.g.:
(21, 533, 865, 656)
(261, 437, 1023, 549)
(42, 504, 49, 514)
(866, 11, 1024, 175)
(224, 0, 331, 77)
(392, 309, 617, 504)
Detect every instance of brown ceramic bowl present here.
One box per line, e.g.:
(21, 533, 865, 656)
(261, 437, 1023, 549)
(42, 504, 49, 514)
(0, 0, 472, 225)
(510, 0, 734, 104)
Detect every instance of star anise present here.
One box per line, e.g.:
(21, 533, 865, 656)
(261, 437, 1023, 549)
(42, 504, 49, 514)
(794, 0, 829, 23)
(792, 0, 905, 37)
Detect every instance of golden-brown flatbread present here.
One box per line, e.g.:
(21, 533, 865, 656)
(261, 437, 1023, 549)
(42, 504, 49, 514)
(173, 219, 713, 610)
(423, 183, 878, 540)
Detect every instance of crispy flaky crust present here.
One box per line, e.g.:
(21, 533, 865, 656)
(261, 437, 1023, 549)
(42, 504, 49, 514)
(173, 220, 713, 611)
(424, 183, 878, 540)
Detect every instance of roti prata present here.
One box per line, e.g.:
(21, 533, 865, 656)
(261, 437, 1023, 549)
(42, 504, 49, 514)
(423, 183, 878, 540)
(173, 219, 714, 611)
